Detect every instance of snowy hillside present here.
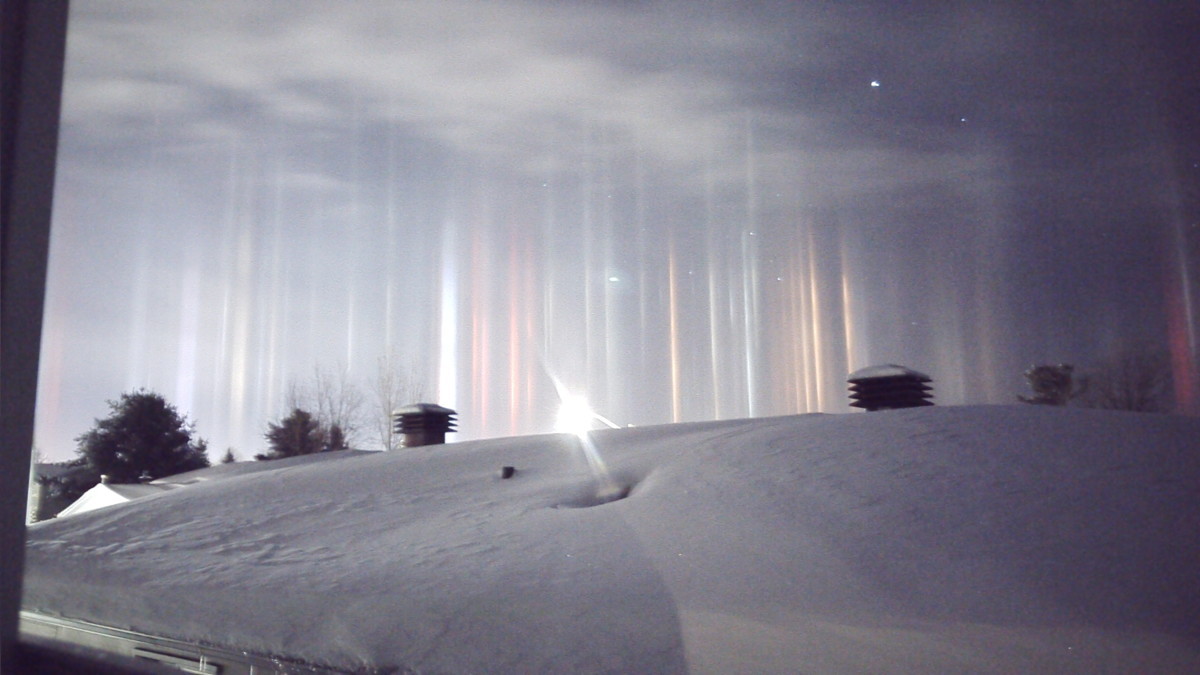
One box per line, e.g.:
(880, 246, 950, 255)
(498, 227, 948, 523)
(22, 405, 1200, 673)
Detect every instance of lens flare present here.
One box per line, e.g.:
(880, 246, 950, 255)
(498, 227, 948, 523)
(556, 395, 596, 437)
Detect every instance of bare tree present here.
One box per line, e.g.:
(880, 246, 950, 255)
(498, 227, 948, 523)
(373, 353, 426, 451)
(283, 379, 307, 415)
(1082, 347, 1172, 412)
(312, 364, 366, 446)
(285, 364, 368, 449)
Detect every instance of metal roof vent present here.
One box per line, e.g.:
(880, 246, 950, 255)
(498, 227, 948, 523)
(392, 403, 458, 447)
(847, 364, 933, 411)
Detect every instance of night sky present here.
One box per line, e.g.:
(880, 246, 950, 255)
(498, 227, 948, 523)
(35, 1, 1200, 461)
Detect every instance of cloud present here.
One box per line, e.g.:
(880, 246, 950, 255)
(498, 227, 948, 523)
(62, 1, 818, 192)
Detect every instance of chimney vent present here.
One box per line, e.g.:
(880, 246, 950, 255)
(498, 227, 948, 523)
(392, 403, 458, 447)
(848, 364, 934, 411)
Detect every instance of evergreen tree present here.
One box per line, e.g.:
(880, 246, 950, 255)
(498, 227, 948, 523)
(1018, 364, 1086, 406)
(220, 448, 237, 464)
(75, 390, 210, 483)
(325, 423, 348, 452)
(258, 408, 323, 460)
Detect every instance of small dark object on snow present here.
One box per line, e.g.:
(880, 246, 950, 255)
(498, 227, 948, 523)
(499, 466, 516, 479)
(848, 364, 934, 411)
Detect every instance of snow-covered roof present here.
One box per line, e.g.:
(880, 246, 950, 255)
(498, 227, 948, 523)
(392, 402, 457, 415)
(55, 482, 174, 518)
(56, 451, 374, 518)
(24, 406, 1200, 672)
(151, 449, 373, 486)
(847, 363, 931, 381)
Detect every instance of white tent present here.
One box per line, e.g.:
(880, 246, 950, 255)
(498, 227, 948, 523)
(55, 480, 174, 518)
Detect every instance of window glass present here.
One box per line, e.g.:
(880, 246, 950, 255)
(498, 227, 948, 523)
(21, 2, 1200, 671)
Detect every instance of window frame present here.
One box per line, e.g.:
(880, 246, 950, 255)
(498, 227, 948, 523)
(1, 0, 69, 670)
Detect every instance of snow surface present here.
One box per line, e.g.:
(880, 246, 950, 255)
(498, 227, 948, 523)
(149, 449, 374, 487)
(53, 451, 373, 518)
(23, 405, 1200, 673)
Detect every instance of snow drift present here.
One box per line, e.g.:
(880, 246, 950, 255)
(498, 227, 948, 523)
(22, 405, 1200, 672)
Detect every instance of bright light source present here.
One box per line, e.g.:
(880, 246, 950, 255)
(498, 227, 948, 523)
(555, 395, 595, 436)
